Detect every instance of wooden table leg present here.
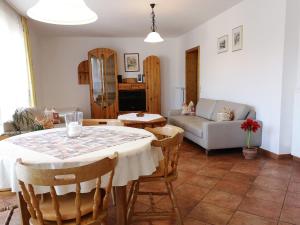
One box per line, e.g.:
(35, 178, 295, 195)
(114, 185, 127, 225)
(17, 192, 30, 225)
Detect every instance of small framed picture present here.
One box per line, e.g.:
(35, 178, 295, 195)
(217, 35, 228, 54)
(232, 25, 243, 51)
(124, 53, 140, 72)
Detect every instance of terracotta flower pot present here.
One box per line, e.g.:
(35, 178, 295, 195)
(243, 147, 257, 160)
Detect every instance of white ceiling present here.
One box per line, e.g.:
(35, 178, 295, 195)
(6, 0, 243, 37)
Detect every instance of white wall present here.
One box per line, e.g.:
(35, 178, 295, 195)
(291, 4, 300, 158)
(175, 0, 287, 153)
(32, 37, 179, 117)
(280, 0, 300, 154)
(291, 89, 300, 158)
(0, 1, 31, 130)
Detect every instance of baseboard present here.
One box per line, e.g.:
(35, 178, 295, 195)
(258, 148, 293, 160)
(293, 155, 300, 162)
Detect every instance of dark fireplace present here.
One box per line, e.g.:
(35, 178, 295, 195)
(119, 90, 146, 112)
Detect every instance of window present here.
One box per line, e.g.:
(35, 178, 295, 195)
(0, 2, 31, 133)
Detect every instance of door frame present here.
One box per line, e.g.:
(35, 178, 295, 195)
(185, 46, 200, 104)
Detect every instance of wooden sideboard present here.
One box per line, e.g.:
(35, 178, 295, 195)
(118, 83, 145, 91)
(119, 56, 161, 114)
(118, 83, 146, 112)
(79, 50, 161, 116)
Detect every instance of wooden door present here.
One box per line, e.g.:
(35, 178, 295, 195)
(185, 47, 199, 104)
(144, 56, 161, 114)
(88, 48, 118, 119)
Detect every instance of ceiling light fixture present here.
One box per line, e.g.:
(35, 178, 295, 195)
(144, 3, 164, 43)
(27, 0, 98, 25)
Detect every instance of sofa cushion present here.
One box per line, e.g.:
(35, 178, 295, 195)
(212, 100, 250, 121)
(168, 115, 209, 138)
(195, 98, 217, 120)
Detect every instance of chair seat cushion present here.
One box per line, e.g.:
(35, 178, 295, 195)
(168, 115, 209, 138)
(39, 189, 104, 221)
(30, 210, 107, 225)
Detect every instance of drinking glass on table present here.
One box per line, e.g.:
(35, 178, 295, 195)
(65, 112, 83, 138)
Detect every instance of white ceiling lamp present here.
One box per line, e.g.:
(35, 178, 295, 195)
(27, 0, 98, 25)
(144, 3, 164, 43)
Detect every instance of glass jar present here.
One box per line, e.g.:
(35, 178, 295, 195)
(65, 111, 83, 138)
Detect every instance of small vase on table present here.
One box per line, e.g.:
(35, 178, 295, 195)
(65, 112, 83, 138)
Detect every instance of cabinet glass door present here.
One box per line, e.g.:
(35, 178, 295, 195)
(91, 55, 104, 105)
(105, 54, 116, 106)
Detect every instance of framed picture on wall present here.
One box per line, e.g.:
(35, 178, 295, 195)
(232, 25, 243, 51)
(124, 53, 140, 72)
(217, 35, 228, 53)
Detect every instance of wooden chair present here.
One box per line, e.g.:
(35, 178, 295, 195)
(82, 119, 124, 127)
(0, 135, 17, 225)
(15, 153, 118, 225)
(82, 118, 123, 206)
(127, 125, 184, 225)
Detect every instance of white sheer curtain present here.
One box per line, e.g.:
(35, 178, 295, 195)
(0, 1, 31, 133)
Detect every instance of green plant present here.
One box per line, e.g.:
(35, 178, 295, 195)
(12, 108, 43, 133)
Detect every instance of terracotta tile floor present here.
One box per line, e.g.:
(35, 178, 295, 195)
(1, 139, 300, 225)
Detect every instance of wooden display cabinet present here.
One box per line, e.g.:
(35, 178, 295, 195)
(88, 48, 118, 119)
(77, 60, 89, 84)
(118, 83, 146, 91)
(144, 56, 161, 114)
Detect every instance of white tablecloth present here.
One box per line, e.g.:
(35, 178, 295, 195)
(0, 126, 163, 194)
(118, 113, 162, 122)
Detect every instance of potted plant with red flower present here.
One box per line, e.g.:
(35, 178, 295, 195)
(241, 118, 261, 159)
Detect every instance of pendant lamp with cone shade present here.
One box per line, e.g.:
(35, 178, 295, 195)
(144, 3, 164, 43)
(27, 0, 98, 25)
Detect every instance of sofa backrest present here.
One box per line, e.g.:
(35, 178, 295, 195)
(211, 100, 251, 121)
(195, 98, 217, 120)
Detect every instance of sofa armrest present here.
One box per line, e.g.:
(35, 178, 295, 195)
(169, 109, 181, 117)
(202, 120, 263, 150)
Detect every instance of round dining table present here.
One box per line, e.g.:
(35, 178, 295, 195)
(0, 125, 163, 225)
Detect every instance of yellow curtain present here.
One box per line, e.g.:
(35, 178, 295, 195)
(21, 16, 37, 107)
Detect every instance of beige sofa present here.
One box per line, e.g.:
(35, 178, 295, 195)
(168, 98, 262, 152)
(3, 107, 79, 136)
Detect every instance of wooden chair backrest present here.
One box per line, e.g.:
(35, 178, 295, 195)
(16, 153, 118, 225)
(82, 119, 124, 126)
(145, 125, 184, 177)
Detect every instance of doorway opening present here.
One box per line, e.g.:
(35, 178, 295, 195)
(185, 46, 199, 104)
